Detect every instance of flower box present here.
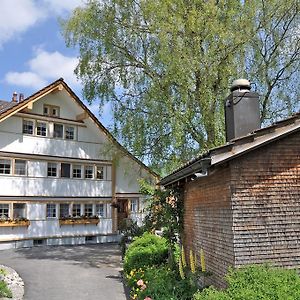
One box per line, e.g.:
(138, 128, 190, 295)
(0, 220, 30, 227)
(59, 218, 99, 226)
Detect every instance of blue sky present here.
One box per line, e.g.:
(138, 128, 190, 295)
(0, 0, 112, 127)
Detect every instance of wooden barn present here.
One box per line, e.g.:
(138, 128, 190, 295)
(161, 79, 300, 287)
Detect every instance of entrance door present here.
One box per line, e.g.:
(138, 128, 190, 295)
(117, 199, 128, 230)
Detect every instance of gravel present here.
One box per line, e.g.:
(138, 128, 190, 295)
(0, 265, 24, 300)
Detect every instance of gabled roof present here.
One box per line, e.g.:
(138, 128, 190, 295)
(161, 111, 300, 186)
(0, 100, 18, 115)
(0, 78, 158, 179)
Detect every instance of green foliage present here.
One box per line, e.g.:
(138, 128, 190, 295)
(140, 180, 184, 246)
(193, 265, 300, 300)
(0, 280, 12, 298)
(62, 0, 299, 173)
(127, 265, 198, 300)
(124, 233, 168, 274)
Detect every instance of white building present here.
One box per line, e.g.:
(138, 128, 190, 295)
(0, 78, 157, 249)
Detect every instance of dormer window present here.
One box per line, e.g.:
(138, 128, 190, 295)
(44, 105, 60, 117)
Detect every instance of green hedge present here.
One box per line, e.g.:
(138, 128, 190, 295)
(193, 265, 300, 300)
(124, 232, 168, 274)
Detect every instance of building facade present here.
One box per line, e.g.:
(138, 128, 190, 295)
(161, 80, 300, 287)
(0, 79, 157, 250)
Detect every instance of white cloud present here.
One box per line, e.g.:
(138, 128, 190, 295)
(4, 49, 79, 89)
(29, 49, 78, 85)
(41, 0, 83, 14)
(4, 72, 47, 89)
(0, 0, 84, 47)
(0, 0, 45, 47)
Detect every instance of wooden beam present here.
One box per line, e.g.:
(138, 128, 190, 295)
(50, 84, 64, 94)
(76, 112, 88, 121)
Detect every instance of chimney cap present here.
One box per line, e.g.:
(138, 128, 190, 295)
(230, 79, 251, 92)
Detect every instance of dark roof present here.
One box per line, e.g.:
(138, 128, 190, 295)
(161, 111, 300, 186)
(0, 100, 18, 115)
(0, 78, 159, 179)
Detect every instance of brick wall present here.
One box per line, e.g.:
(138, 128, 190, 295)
(230, 131, 300, 268)
(184, 165, 234, 288)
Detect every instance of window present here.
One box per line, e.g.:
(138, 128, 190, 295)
(46, 204, 56, 218)
(52, 107, 59, 117)
(47, 162, 57, 177)
(0, 204, 9, 219)
(53, 123, 63, 138)
(23, 120, 34, 135)
(65, 126, 75, 140)
(95, 204, 105, 218)
(43, 106, 49, 115)
(96, 166, 104, 180)
(61, 163, 71, 178)
(84, 165, 94, 179)
(14, 160, 26, 175)
(72, 165, 82, 178)
(59, 203, 70, 218)
(44, 105, 60, 117)
(36, 122, 47, 136)
(13, 203, 26, 219)
(0, 159, 11, 174)
(72, 204, 81, 217)
(84, 204, 93, 217)
(130, 199, 138, 213)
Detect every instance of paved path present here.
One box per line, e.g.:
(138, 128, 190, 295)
(0, 244, 128, 300)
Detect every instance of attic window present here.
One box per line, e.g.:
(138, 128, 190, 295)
(44, 105, 60, 117)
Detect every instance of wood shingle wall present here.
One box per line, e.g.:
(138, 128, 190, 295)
(184, 166, 235, 288)
(231, 131, 300, 268)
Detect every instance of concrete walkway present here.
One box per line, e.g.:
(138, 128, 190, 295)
(0, 244, 128, 300)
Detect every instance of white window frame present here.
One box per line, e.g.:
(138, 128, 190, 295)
(36, 121, 48, 137)
(72, 164, 82, 179)
(53, 123, 64, 139)
(0, 204, 10, 219)
(22, 119, 34, 135)
(0, 158, 12, 175)
(130, 199, 139, 213)
(95, 203, 106, 218)
(13, 203, 26, 219)
(72, 203, 81, 217)
(65, 126, 75, 140)
(84, 204, 93, 217)
(46, 204, 57, 218)
(95, 165, 104, 180)
(84, 165, 94, 179)
(14, 159, 27, 176)
(47, 162, 58, 177)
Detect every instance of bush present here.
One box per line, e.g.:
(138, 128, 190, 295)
(127, 266, 198, 300)
(124, 232, 168, 274)
(193, 265, 300, 300)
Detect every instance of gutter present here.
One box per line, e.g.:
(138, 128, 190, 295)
(160, 157, 211, 186)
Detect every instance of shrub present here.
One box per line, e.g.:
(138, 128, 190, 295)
(124, 232, 168, 274)
(193, 265, 300, 300)
(127, 266, 198, 300)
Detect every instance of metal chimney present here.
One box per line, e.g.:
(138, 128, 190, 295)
(225, 79, 260, 141)
(19, 93, 24, 102)
(11, 92, 18, 102)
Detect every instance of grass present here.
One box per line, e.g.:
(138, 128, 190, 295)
(0, 268, 12, 298)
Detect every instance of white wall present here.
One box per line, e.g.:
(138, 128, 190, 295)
(0, 177, 112, 197)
